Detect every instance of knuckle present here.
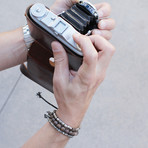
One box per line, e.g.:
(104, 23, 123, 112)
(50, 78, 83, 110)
(78, 35, 90, 46)
(53, 76, 60, 86)
(106, 44, 116, 55)
(98, 73, 106, 83)
(104, 2, 111, 10)
(83, 79, 92, 86)
(111, 19, 116, 29)
(91, 52, 98, 61)
(110, 45, 116, 54)
(85, 52, 98, 66)
(93, 34, 102, 44)
(102, 2, 111, 14)
(81, 35, 90, 41)
(100, 75, 105, 82)
(81, 79, 95, 90)
(112, 19, 116, 25)
(53, 76, 64, 90)
(105, 32, 112, 40)
(78, 73, 94, 88)
(54, 56, 65, 64)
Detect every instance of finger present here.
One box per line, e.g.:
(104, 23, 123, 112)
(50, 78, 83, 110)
(98, 18, 116, 30)
(94, 2, 111, 18)
(51, 41, 69, 83)
(73, 34, 98, 67)
(73, 34, 98, 84)
(66, 0, 80, 7)
(89, 35, 115, 70)
(92, 29, 112, 40)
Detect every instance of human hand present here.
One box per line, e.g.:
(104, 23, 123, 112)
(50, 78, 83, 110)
(51, 34, 115, 128)
(50, 0, 115, 40)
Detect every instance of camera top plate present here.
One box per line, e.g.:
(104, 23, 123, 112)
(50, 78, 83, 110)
(78, 1, 98, 19)
(29, 3, 82, 56)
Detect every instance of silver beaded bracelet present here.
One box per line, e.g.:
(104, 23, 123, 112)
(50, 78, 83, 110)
(44, 110, 80, 138)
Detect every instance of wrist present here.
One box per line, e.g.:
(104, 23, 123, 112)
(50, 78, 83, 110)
(55, 96, 91, 128)
(56, 108, 86, 128)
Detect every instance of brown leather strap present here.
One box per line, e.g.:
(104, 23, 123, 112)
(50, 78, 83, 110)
(20, 41, 54, 92)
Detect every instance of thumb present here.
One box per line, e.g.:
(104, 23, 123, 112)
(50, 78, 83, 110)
(51, 41, 69, 82)
(67, 0, 80, 7)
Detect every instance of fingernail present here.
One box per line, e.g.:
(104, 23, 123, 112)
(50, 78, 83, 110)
(100, 20, 106, 29)
(94, 30, 102, 35)
(98, 10, 103, 18)
(51, 42, 61, 52)
(52, 48, 61, 52)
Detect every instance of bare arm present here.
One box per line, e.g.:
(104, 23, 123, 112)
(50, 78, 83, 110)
(0, 1, 115, 148)
(0, 27, 27, 71)
(0, 1, 115, 71)
(22, 33, 115, 148)
(22, 123, 69, 148)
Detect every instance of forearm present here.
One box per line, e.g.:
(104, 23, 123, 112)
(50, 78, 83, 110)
(22, 122, 69, 148)
(0, 27, 27, 71)
(22, 107, 86, 148)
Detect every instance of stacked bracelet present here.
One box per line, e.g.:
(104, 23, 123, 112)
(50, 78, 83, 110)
(23, 25, 34, 50)
(44, 110, 80, 138)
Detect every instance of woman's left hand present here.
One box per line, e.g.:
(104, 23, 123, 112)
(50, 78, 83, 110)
(50, 1, 115, 40)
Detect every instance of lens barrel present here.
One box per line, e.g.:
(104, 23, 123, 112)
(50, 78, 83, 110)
(59, 2, 98, 34)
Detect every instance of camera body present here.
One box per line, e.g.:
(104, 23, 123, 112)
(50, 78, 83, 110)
(29, 2, 99, 56)
(21, 2, 99, 92)
(59, 1, 98, 34)
(29, 3, 82, 57)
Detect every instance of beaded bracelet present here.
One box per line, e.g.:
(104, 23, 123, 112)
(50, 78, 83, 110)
(44, 110, 80, 138)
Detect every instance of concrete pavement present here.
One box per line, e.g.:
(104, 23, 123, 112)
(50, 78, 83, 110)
(0, 0, 148, 147)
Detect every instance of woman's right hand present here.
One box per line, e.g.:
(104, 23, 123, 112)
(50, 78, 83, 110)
(51, 34, 115, 128)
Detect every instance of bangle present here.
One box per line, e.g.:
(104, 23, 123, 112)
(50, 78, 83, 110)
(44, 110, 80, 138)
(23, 25, 34, 50)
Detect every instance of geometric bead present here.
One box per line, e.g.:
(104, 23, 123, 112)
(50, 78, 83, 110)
(65, 129, 70, 134)
(57, 124, 62, 129)
(50, 114, 54, 118)
(47, 111, 52, 115)
(69, 131, 73, 135)
(71, 132, 75, 136)
(73, 132, 78, 136)
(54, 121, 58, 125)
(61, 127, 65, 131)
(72, 128, 77, 132)
(52, 118, 55, 122)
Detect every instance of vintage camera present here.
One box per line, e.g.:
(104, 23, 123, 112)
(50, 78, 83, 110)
(29, 1, 99, 55)
(59, 1, 99, 34)
(21, 1, 99, 92)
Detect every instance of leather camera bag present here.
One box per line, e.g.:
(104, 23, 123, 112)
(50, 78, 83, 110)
(20, 5, 83, 93)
